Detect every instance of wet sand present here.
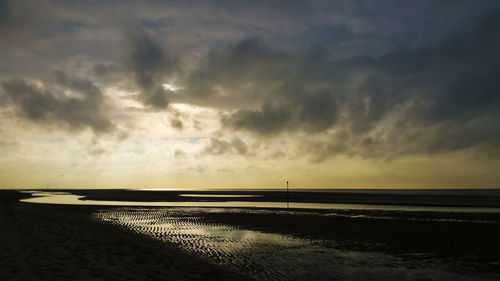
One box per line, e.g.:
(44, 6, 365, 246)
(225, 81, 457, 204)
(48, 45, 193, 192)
(0, 191, 254, 281)
(96, 207, 500, 281)
(69, 188, 500, 207)
(2, 190, 500, 280)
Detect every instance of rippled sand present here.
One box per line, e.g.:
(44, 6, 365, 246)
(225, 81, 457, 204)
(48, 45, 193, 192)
(95, 207, 500, 281)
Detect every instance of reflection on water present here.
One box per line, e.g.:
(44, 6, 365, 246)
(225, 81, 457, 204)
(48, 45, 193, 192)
(95, 208, 496, 281)
(135, 188, 187, 191)
(179, 194, 262, 198)
(20, 191, 500, 213)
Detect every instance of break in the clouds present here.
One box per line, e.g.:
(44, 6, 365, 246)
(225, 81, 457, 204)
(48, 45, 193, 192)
(1, 0, 500, 188)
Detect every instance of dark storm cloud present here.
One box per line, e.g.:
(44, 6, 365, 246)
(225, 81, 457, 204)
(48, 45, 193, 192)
(179, 38, 341, 135)
(360, 12, 500, 157)
(198, 11, 500, 159)
(0, 0, 9, 24)
(199, 40, 340, 136)
(223, 105, 292, 136)
(178, 38, 294, 109)
(222, 88, 339, 136)
(128, 30, 176, 109)
(297, 89, 339, 132)
(0, 72, 113, 134)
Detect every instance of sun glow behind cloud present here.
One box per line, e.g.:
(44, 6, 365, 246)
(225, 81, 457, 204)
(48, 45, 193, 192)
(162, 83, 179, 91)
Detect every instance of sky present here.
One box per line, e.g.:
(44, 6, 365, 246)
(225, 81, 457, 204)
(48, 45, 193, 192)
(1, 0, 500, 189)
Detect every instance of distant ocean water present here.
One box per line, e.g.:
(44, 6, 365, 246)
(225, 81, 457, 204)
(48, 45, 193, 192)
(291, 188, 500, 196)
(138, 187, 500, 196)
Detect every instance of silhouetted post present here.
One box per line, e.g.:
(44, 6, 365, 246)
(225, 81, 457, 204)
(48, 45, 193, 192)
(286, 180, 289, 209)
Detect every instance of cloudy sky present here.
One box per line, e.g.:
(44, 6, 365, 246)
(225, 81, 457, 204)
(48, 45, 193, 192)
(1, 0, 500, 189)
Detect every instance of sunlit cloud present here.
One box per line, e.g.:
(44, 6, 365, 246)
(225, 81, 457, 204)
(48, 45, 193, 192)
(162, 83, 181, 92)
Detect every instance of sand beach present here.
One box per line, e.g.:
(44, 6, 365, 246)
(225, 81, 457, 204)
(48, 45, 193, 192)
(2, 189, 500, 281)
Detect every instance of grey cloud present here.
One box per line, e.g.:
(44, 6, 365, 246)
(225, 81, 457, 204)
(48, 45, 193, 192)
(203, 137, 248, 155)
(203, 138, 232, 155)
(347, 76, 393, 134)
(222, 105, 292, 136)
(182, 39, 340, 136)
(427, 67, 500, 123)
(268, 150, 286, 159)
(368, 13, 500, 157)
(128, 30, 175, 109)
(88, 147, 108, 156)
(174, 149, 185, 158)
(222, 88, 339, 136)
(212, 10, 500, 161)
(1, 1, 498, 78)
(0, 138, 18, 147)
(51, 70, 102, 98)
(199, 12, 500, 159)
(0, 1, 9, 25)
(170, 119, 183, 130)
(91, 62, 124, 83)
(230, 137, 248, 155)
(297, 89, 339, 132)
(1, 72, 114, 134)
(179, 38, 294, 108)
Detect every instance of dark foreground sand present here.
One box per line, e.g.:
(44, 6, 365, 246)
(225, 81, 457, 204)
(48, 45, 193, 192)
(0, 191, 254, 281)
(2, 190, 500, 281)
